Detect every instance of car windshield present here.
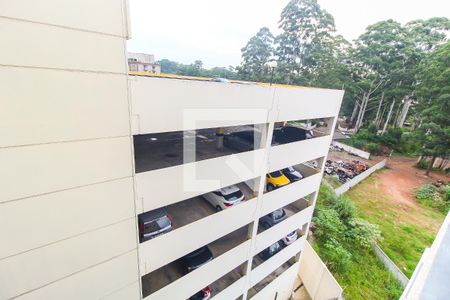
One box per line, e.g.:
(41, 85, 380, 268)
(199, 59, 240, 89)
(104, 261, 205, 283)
(272, 209, 285, 219)
(287, 230, 296, 237)
(287, 166, 295, 172)
(269, 171, 282, 177)
(144, 220, 161, 233)
(186, 247, 206, 258)
(269, 242, 281, 253)
(223, 190, 243, 201)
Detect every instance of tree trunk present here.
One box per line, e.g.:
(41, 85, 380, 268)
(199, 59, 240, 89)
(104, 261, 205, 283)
(425, 156, 436, 176)
(393, 102, 402, 127)
(355, 93, 368, 132)
(350, 100, 359, 123)
(375, 92, 384, 128)
(382, 100, 396, 135)
(398, 97, 412, 128)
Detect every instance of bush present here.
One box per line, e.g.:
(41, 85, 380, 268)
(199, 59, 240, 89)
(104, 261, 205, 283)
(415, 184, 439, 201)
(417, 159, 429, 170)
(366, 142, 380, 155)
(321, 240, 352, 273)
(380, 128, 403, 149)
(415, 184, 450, 214)
(334, 196, 356, 223)
(313, 209, 345, 241)
(347, 218, 381, 248)
(444, 185, 450, 201)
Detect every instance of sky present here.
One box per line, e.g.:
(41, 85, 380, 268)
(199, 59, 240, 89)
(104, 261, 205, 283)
(127, 0, 450, 68)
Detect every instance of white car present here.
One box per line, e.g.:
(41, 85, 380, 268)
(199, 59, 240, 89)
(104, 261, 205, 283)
(282, 230, 298, 246)
(203, 185, 245, 211)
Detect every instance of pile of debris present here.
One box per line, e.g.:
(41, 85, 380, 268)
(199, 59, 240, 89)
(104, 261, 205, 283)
(329, 144, 344, 152)
(324, 160, 369, 183)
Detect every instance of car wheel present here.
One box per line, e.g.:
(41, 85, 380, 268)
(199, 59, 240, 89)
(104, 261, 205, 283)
(216, 205, 223, 212)
(266, 184, 275, 192)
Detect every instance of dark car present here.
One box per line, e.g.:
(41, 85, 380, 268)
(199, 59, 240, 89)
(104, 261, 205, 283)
(223, 130, 255, 152)
(272, 126, 310, 145)
(258, 241, 283, 260)
(259, 208, 287, 229)
(282, 166, 304, 182)
(189, 286, 211, 300)
(182, 246, 214, 273)
(138, 208, 173, 243)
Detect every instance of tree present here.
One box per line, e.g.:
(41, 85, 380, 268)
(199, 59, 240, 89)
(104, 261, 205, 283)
(414, 42, 450, 175)
(237, 27, 274, 81)
(157, 58, 238, 79)
(275, 0, 337, 84)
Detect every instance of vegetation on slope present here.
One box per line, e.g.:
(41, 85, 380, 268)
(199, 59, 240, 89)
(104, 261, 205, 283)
(345, 173, 444, 278)
(312, 185, 403, 299)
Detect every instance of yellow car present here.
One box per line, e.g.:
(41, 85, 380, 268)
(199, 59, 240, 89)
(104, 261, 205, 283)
(266, 171, 290, 191)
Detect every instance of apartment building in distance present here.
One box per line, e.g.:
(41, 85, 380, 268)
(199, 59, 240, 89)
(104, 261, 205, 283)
(128, 52, 161, 74)
(0, 1, 343, 300)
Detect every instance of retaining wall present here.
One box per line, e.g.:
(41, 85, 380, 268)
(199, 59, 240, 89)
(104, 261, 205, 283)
(332, 141, 371, 160)
(334, 159, 386, 195)
(372, 243, 409, 287)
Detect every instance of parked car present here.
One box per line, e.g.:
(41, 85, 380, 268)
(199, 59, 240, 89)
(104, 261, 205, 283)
(138, 208, 172, 243)
(282, 166, 304, 182)
(203, 185, 245, 211)
(182, 246, 214, 273)
(258, 241, 283, 260)
(282, 230, 298, 246)
(189, 287, 212, 300)
(211, 77, 229, 83)
(259, 208, 287, 229)
(266, 171, 290, 191)
(272, 126, 309, 145)
(223, 130, 255, 152)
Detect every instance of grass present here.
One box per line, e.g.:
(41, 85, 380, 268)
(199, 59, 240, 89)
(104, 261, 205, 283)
(324, 174, 342, 188)
(312, 184, 403, 299)
(345, 172, 444, 278)
(313, 241, 403, 299)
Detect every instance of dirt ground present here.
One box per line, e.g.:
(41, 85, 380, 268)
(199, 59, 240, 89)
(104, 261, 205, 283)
(381, 156, 449, 212)
(344, 155, 449, 277)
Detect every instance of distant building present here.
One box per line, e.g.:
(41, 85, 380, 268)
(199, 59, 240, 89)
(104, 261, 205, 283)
(128, 52, 161, 73)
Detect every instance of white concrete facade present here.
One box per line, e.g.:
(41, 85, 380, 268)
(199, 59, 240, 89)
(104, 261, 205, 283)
(1, 2, 343, 300)
(0, 1, 139, 300)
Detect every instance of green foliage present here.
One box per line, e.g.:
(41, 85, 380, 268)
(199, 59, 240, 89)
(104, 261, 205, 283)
(417, 159, 429, 169)
(347, 218, 382, 248)
(313, 185, 381, 265)
(334, 196, 357, 223)
(415, 184, 439, 201)
(313, 185, 401, 298)
(157, 59, 239, 79)
(444, 185, 450, 201)
(366, 142, 380, 155)
(321, 239, 352, 273)
(415, 184, 450, 214)
(412, 42, 450, 167)
(313, 208, 344, 242)
(236, 27, 274, 82)
(275, 0, 347, 85)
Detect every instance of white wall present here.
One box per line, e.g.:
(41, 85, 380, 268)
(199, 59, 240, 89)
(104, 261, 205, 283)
(299, 241, 343, 300)
(130, 74, 343, 300)
(0, 2, 139, 299)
